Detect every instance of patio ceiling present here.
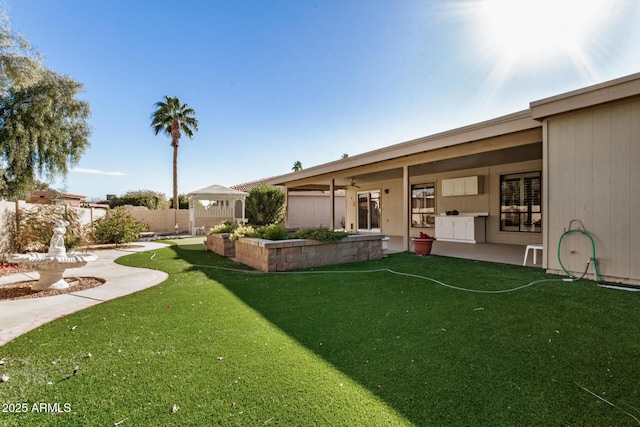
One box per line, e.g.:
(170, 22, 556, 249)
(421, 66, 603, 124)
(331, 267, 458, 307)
(409, 142, 542, 176)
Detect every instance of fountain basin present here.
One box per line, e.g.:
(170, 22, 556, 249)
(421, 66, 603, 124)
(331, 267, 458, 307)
(9, 252, 98, 290)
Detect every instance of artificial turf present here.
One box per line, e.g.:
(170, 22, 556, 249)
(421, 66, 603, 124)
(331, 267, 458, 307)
(1, 239, 639, 426)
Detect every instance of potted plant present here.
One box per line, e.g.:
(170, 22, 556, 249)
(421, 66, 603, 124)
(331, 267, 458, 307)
(413, 231, 436, 256)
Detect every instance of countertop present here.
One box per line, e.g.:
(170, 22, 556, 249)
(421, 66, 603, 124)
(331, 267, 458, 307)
(437, 212, 488, 217)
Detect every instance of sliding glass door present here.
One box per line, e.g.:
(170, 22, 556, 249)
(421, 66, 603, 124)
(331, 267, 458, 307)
(357, 191, 380, 231)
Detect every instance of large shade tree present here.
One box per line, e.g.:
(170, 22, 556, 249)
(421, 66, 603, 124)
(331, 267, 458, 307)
(150, 96, 198, 210)
(0, 13, 91, 199)
(0, 10, 43, 95)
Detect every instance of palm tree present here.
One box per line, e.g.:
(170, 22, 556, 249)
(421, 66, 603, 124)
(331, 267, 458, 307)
(151, 96, 198, 209)
(292, 161, 303, 171)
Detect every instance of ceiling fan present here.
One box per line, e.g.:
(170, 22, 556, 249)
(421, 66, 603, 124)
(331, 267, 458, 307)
(348, 179, 361, 189)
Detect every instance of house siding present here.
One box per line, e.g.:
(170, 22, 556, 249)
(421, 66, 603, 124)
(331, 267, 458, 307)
(286, 192, 346, 229)
(546, 97, 640, 284)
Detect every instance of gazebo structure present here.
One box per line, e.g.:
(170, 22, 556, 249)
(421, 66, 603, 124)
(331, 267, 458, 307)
(187, 184, 248, 235)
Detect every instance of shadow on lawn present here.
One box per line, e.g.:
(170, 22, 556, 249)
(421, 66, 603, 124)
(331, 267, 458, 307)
(167, 243, 640, 426)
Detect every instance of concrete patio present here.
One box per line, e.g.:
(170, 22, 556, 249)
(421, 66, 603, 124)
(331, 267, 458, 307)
(384, 236, 542, 268)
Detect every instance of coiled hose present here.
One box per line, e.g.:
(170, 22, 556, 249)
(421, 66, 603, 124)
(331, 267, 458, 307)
(557, 219, 605, 283)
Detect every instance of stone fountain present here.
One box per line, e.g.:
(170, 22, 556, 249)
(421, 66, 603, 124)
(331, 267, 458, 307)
(9, 220, 97, 290)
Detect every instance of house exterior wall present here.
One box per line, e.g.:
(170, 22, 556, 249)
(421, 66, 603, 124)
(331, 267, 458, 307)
(345, 157, 544, 245)
(287, 192, 346, 229)
(339, 129, 543, 245)
(544, 97, 640, 285)
(344, 179, 404, 235)
(27, 191, 86, 207)
(410, 159, 543, 245)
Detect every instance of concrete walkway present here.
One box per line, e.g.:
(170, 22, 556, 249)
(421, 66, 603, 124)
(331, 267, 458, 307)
(0, 242, 169, 347)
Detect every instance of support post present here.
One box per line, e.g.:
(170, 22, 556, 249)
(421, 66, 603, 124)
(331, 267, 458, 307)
(284, 189, 289, 228)
(403, 165, 410, 251)
(329, 179, 335, 230)
(188, 198, 195, 235)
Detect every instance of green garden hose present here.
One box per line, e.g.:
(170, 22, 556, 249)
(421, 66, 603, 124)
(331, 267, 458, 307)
(557, 220, 605, 283)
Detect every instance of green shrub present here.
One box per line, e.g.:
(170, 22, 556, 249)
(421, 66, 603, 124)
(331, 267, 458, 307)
(9, 204, 88, 253)
(293, 228, 349, 242)
(256, 224, 289, 240)
(229, 224, 257, 242)
(228, 224, 289, 241)
(208, 220, 238, 234)
(168, 193, 190, 209)
(227, 225, 346, 242)
(245, 184, 285, 226)
(108, 190, 168, 210)
(92, 207, 148, 245)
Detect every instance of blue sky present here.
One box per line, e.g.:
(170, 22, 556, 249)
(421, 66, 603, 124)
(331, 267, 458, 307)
(6, 0, 640, 200)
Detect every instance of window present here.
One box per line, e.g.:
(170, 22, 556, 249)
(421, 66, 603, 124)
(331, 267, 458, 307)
(411, 183, 435, 228)
(357, 191, 380, 230)
(500, 171, 541, 232)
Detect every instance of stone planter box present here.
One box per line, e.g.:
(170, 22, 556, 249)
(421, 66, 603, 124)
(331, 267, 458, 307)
(206, 233, 235, 258)
(235, 234, 385, 272)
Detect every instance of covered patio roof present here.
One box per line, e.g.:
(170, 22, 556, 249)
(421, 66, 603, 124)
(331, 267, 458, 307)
(265, 109, 541, 191)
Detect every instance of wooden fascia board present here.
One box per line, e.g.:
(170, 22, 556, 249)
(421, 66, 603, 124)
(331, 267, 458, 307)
(530, 73, 640, 120)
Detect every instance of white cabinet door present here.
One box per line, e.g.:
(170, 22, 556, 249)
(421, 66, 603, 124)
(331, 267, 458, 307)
(451, 218, 472, 240)
(464, 176, 478, 195)
(452, 221, 464, 240)
(436, 217, 454, 239)
(452, 178, 465, 195)
(464, 220, 476, 240)
(444, 220, 455, 239)
(442, 180, 453, 196)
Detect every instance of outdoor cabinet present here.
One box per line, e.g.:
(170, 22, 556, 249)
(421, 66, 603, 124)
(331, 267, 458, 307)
(435, 215, 486, 243)
(441, 176, 481, 196)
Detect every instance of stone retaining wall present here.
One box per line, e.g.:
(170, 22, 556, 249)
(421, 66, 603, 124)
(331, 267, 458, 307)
(234, 234, 384, 272)
(206, 233, 235, 258)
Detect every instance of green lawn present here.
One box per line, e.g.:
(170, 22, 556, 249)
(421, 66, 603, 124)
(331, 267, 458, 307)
(1, 240, 639, 426)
